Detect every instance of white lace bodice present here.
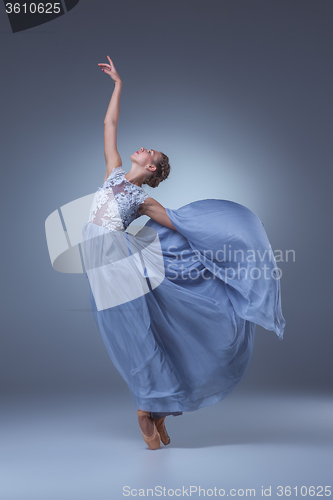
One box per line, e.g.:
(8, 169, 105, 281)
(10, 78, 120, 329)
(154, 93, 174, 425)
(87, 166, 150, 231)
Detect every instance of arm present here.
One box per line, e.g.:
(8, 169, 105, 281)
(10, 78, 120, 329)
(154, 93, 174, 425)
(98, 56, 123, 182)
(103, 118, 122, 183)
(104, 80, 122, 126)
(138, 197, 178, 231)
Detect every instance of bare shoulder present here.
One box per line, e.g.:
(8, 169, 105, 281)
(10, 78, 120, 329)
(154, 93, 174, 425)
(138, 196, 158, 215)
(138, 197, 177, 231)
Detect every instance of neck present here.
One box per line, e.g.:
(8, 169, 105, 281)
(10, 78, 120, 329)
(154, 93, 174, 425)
(125, 165, 145, 187)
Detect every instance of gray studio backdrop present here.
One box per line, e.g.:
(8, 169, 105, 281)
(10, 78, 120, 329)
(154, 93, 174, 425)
(1, 0, 332, 396)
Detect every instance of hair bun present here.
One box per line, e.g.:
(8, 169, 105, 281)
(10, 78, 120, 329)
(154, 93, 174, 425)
(145, 152, 171, 188)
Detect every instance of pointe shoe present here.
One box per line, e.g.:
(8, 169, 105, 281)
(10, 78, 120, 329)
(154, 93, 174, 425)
(137, 410, 161, 450)
(151, 416, 171, 445)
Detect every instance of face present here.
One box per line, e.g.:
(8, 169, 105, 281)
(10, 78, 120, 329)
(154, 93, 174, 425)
(130, 147, 162, 172)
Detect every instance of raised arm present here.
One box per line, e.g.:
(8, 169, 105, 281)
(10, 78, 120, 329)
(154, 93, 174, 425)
(138, 197, 178, 231)
(98, 56, 123, 183)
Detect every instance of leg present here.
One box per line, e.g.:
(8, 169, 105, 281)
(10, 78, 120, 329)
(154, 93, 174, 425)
(137, 410, 155, 437)
(150, 411, 183, 445)
(137, 410, 161, 450)
(150, 411, 183, 418)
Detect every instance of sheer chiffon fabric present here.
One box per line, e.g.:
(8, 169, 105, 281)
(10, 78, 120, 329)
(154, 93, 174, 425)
(82, 197, 286, 414)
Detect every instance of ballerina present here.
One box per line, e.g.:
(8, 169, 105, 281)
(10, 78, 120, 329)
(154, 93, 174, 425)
(81, 55, 286, 450)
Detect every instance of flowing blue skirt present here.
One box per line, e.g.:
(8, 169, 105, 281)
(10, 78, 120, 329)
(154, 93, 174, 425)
(82, 199, 286, 413)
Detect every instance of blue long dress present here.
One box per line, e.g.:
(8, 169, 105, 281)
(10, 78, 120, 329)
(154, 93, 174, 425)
(81, 166, 286, 415)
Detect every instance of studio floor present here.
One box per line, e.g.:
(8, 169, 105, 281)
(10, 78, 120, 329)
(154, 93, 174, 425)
(1, 389, 332, 499)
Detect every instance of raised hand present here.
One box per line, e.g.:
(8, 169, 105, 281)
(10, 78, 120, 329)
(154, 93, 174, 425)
(98, 56, 122, 83)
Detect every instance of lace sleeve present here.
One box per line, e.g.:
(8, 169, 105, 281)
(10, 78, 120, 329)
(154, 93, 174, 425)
(116, 184, 150, 228)
(102, 166, 124, 186)
(136, 189, 149, 208)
